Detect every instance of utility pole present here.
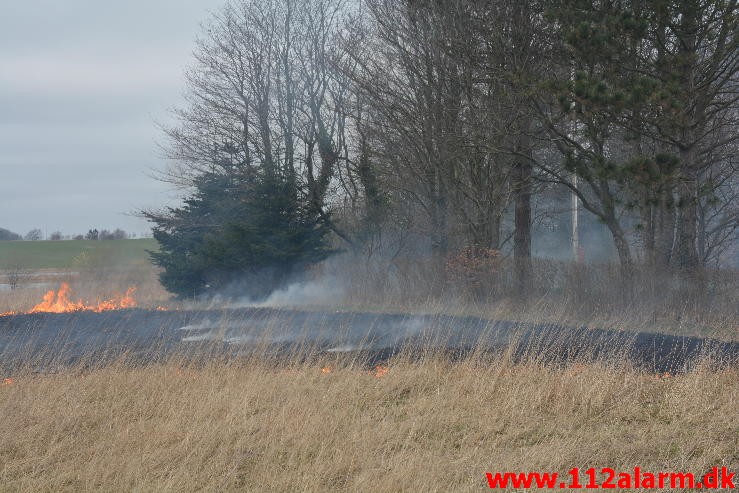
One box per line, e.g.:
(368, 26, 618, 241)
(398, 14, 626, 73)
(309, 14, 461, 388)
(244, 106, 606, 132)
(571, 173, 579, 261)
(568, 64, 581, 263)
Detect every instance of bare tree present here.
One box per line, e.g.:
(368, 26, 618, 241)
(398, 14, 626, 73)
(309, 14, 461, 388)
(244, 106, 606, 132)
(24, 229, 43, 241)
(470, 0, 555, 292)
(149, 0, 738, 299)
(5, 267, 25, 290)
(344, 1, 517, 257)
(160, 0, 356, 244)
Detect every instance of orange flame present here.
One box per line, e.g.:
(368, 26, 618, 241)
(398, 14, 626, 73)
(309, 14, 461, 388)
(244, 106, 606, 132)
(92, 287, 137, 312)
(1, 378, 13, 386)
(29, 283, 85, 313)
(23, 283, 138, 314)
(372, 365, 389, 378)
(321, 366, 333, 374)
(0, 311, 16, 317)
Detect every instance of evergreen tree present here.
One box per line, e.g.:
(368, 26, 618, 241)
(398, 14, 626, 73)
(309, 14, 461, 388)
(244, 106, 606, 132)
(146, 169, 332, 299)
(544, 0, 737, 270)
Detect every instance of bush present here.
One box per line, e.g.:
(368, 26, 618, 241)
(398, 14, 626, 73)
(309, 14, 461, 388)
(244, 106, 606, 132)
(444, 247, 502, 301)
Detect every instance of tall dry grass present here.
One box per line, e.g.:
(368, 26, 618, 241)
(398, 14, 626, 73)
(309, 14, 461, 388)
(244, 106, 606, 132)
(323, 255, 739, 340)
(0, 354, 736, 492)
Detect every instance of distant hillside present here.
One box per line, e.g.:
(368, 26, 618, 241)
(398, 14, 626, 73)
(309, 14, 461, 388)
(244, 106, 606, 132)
(0, 238, 158, 270)
(0, 228, 21, 241)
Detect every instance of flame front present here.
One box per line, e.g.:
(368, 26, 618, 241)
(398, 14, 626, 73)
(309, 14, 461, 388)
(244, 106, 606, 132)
(16, 282, 139, 315)
(30, 283, 86, 313)
(92, 287, 137, 313)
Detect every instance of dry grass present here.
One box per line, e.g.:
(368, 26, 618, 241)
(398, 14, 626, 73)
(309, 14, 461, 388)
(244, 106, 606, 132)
(329, 256, 739, 340)
(0, 355, 736, 492)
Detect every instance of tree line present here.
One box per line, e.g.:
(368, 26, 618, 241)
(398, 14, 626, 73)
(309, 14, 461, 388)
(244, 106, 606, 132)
(0, 228, 139, 241)
(146, 0, 738, 299)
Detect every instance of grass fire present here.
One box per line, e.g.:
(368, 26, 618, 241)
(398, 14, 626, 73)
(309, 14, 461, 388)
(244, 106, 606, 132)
(1, 0, 738, 490)
(4, 282, 139, 315)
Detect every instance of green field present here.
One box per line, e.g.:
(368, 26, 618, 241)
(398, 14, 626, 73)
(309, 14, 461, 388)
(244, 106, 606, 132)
(0, 239, 158, 270)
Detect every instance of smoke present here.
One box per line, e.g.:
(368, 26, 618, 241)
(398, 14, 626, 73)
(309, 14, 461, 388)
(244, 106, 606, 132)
(186, 270, 348, 310)
(245, 277, 346, 308)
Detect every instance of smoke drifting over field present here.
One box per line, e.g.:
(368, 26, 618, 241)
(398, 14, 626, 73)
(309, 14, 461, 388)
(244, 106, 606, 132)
(238, 277, 346, 308)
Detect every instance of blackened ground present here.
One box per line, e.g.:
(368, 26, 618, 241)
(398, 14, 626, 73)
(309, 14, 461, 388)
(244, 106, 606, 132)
(0, 307, 736, 374)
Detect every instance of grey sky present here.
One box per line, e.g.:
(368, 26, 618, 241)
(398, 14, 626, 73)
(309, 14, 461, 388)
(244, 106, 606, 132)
(0, 0, 224, 237)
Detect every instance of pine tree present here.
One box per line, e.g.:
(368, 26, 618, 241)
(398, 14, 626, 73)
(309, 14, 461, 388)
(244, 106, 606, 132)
(146, 169, 332, 299)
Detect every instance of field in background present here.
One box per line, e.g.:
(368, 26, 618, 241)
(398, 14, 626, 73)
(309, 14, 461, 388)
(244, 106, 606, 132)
(0, 238, 157, 270)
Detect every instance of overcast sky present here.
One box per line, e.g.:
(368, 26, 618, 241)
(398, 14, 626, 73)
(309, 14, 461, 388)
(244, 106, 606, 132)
(0, 0, 224, 238)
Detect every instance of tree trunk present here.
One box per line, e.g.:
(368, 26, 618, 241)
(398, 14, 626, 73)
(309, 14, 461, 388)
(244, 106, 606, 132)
(604, 215, 634, 285)
(430, 169, 449, 257)
(655, 191, 675, 268)
(641, 203, 656, 266)
(675, 147, 699, 269)
(513, 153, 532, 296)
(673, 2, 701, 271)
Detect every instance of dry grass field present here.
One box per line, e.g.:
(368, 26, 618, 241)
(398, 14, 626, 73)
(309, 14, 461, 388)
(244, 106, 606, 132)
(0, 246, 737, 491)
(0, 355, 736, 492)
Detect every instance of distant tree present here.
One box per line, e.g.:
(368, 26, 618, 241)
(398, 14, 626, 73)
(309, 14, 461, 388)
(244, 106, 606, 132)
(49, 231, 63, 241)
(85, 229, 99, 241)
(0, 228, 21, 241)
(111, 228, 127, 240)
(72, 234, 84, 241)
(160, 0, 355, 245)
(24, 229, 43, 241)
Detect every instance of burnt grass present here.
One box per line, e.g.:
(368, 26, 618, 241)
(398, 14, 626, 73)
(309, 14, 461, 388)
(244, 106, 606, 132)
(0, 307, 737, 375)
